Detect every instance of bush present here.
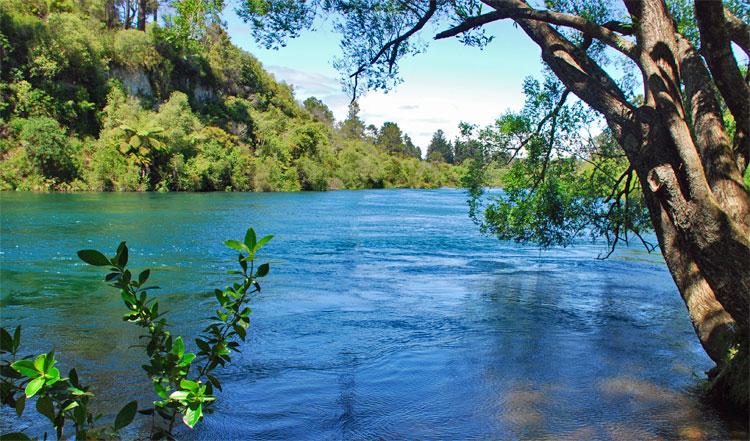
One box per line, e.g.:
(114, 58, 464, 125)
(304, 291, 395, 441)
(13, 116, 79, 182)
(112, 29, 161, 70)
(1, 228, 273, 440)
(253, 156, 300, 192)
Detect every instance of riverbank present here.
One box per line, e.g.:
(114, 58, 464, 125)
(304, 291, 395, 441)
(0, 2, 465, 193)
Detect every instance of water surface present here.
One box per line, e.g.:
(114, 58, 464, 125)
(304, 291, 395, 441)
(0, 190, 742, 439)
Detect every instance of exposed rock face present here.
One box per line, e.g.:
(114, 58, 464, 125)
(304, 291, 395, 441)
(111, 67, 152, 97)
(192, 85, 215, 103)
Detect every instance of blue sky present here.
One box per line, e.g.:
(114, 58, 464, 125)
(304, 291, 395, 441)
(223, 10, 544, 151)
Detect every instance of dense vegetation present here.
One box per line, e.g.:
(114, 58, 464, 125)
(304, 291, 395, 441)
(0, 0, 464, 192)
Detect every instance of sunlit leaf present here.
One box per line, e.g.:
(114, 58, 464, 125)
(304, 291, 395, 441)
(182, 404, 202, 428)
(25, 377, 44, 398)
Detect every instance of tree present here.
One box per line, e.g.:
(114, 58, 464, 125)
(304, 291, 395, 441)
(238, 0, 750, 409)
(303, 96, 334, 126)
(339, 101, 365, 140)
(453, 123, 485, 164)
(426, 129, 453, 163)
(377, 121, 406, 155)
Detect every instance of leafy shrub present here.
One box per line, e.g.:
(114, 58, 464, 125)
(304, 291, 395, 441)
(112, 29, 161, 70)
(253, 156, 300, 192)
(13, 116, 79, 182)
(1, 227, 273, 439)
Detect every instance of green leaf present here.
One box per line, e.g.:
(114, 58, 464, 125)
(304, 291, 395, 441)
(153, 382, 168, 399)
(11, 360, 38, 378)
(114, 242, 128, 268)
(206, 374, 222, 392)
(256, 263, 270, 277)
(168, 391, 189, 402)
(224, 240, 249, 254)
(15, 395, 25, 417)
(195, 339, 211, 353)
(25, 377, 44, 398)
(12, 326, 20, 352)
(234, 325, 246, 340)
(45, 367, 60, 385)
(0, 432, 32, 440)
(33, 354, 45, 373)
(113, 400, 137, 431)
(138, 269, 150, 285)
(254, 234, 274, 251)
(182, 404, 202, 428)
(63, 401, 79, 411)
(243, 228, 257, 250)
(43, 350, 55, 373)
(73, 404, 87, 425)
(69, 368, 79, 387)
(36, 395, 55, 422)
(77, 250, 111, 266)
(179, 353, 196, 367)
(0, 328, 12, 353)
(179, 379, 199, 392)
(171, 336, 185, 357)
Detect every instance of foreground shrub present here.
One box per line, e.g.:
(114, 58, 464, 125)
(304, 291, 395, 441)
(0, 227, 273, 439)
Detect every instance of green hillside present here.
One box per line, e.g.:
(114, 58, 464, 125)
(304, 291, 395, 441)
(0, 0, 464, 191)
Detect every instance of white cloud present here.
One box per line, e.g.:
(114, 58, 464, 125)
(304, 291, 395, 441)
(266, 65, 527, 155)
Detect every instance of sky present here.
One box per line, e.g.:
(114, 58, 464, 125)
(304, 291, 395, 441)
(222, 10, 544, 153)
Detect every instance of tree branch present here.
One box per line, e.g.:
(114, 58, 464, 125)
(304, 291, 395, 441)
(494, 88, 571, 165)
(350, 0, 437, 80)
(435, 11, 503, 40)
(477, 0, 637, 142)
(724, 7, 750, 58)
(676, 34, 750, 231)
(437, 4, 637, 60)
(694, 2, 750, 171)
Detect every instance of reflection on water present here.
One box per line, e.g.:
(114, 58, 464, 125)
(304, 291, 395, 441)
(0, 190, 746, 439)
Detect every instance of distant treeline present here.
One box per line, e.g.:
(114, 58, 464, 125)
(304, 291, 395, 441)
(0, 0, 473, 192)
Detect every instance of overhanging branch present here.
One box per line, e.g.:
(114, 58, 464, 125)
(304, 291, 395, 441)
(349, 0, 437, 96)
(724, 7, 750, 58)
(436, 3, 637, 60)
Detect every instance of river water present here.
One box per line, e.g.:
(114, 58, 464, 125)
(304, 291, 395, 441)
(0, 190, 744, 439)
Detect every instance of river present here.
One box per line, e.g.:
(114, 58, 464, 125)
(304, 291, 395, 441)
(0, 190, 744, 439)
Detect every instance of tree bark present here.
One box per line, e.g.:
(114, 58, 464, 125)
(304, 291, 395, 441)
(137, 0, 147, 31)
(482, 0, 750, 409)
(105, 0, 116, 29)
(124, 0, 133, 29)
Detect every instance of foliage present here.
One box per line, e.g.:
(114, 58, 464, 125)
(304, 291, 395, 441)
(1, 227, 273, 439)
(11, 116, 80, 182)
(303, 96, 334, 126)
(1, 324, 135, 440)
(465, 72, 651, 255)
(0, 0, 464, 193)
(426, 129, 453, 164)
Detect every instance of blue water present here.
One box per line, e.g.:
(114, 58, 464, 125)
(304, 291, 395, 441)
(0, 190, 741, 439)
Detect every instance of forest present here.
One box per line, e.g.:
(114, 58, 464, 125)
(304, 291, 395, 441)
(0, 0, 469, 192)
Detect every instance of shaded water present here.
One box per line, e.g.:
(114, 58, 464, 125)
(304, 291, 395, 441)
(0, 190, 744, 440)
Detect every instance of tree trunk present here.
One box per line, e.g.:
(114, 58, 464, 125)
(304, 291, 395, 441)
(492, 0, 750, 410)
(137, 0, 147, 31)
(124, 0, 133, 29)
(105, 0, 116, 29)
